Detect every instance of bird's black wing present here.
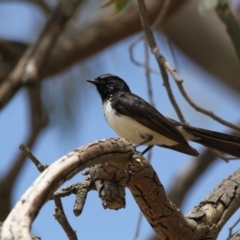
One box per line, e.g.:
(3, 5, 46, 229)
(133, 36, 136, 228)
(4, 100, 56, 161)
(112, 92, 198, 154)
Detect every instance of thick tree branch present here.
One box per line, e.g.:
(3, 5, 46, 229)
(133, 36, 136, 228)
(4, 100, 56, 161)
(128, 155, 209, 239)
(1, 138, 240, 239)
(1, 138, 134, 240)
(128, 156, 240, 239)
(187, 168, 240, 239)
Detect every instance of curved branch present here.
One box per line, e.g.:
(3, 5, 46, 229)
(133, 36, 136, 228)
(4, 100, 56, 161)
(1, 138, 240, 240)
(128, 154, 240, 239)
(1, 138, 134, 240)
(128, 155, 209, 239)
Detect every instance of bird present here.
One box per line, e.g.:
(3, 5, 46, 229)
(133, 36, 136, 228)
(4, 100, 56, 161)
(87, 74, 240, 158)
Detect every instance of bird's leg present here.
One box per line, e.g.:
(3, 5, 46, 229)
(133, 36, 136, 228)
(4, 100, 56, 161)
(134, 135, 153, 154)
(142, 145, 153, 154)
(135, 135, 153, 147)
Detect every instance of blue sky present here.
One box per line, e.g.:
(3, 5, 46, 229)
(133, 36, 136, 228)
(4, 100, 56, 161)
(1, 1, 240, 239)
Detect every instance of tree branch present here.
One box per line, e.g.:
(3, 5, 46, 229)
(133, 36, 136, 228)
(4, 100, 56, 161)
(187, 168, 240, 239)
(137, 0, 240, 131)
(128, 154, 240, 239)
(1, 138, 134, 240)
(0, 0, 83, 109)
(137, 0, 186, 123)
(0, 0, 163, 109)
(1, 138, 240, 239)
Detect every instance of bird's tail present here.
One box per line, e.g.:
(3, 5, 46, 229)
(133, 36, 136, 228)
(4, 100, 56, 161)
(183, 125, 240, 158)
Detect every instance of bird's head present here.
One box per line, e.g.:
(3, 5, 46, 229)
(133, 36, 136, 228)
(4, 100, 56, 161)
(87, 74, 131, 101)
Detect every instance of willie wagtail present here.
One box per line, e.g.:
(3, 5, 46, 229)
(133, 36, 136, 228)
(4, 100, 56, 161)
(87, 74, 240, 157)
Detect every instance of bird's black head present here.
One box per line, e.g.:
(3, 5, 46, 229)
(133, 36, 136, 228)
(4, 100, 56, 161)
(87, 74, 131, 101)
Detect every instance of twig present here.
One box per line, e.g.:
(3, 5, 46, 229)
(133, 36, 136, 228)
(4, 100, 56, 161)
(129, 35, 159, 75)
(54, 179, 95, 217)
(54, 204, 77, 240)
(19, 144, 47, 172)
(137, 0, 186, 123)
(54, 183, 81, 198)
(54, 195, 77, 240)
(144, 41, 155, 107)
(137, 0, 240, 131)
(19, 143, 79, 239)
(176, 81, 240, 131)
(166, 37, 180, 74)
(132, 211, 144, 240)
(73, 179, 93, 216)
(228, 217, 240, 239)
(54, 196, 65, 215)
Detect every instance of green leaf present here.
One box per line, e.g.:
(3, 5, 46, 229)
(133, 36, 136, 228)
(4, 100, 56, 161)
(101, 0, 131, 18)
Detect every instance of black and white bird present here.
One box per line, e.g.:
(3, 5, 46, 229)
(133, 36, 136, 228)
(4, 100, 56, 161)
(87, 74, 240, 157)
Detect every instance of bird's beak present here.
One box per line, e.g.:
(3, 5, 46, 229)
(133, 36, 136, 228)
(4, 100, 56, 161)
(86, 79, 102, 85)
(86, 79, 95, 84)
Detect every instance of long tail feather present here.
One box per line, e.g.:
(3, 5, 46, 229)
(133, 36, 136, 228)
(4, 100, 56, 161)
(183, 125, 240, 158)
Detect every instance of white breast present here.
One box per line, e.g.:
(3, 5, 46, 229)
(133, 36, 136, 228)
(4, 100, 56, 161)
(103, 100, 180, 146)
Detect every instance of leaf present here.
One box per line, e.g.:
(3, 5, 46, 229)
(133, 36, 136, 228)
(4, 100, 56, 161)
(101, 0, 131, 18)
